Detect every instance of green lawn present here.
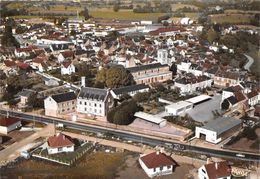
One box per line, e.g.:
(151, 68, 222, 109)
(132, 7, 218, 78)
(89, 9, 165, 20)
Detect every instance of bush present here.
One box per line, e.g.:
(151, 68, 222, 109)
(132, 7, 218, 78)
(107, 99, 138, 125)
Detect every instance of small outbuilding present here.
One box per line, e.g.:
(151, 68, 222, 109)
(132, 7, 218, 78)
(195, 117, 242, 144)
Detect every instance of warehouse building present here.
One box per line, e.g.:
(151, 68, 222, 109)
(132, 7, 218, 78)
(195, 117, 242, 144)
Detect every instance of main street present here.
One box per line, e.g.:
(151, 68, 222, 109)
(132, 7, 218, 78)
(0, 109, 259, 162)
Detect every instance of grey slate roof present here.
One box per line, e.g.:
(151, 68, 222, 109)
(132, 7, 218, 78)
(202, 117, 242, 136)
(18, 89, 36, 97)
(51, 92, 76, 103)
(127, 63, 168, 73)
(78, 87, 108, 101)
(112, 84, 149, 95)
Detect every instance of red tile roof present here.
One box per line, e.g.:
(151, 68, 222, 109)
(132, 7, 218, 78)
(234, 92, 246, 102)
(16, 62, 29, 70)
(47, 133, 74, 148)
(0, 117, 20, 127)
(61, 51, 74, 58)
(140, 152, 176, 169)
(247, 90, 258, 99)
(149, 27, 186, 36)
(204, 161, 231, 179)
(4, 60, 16, 67)
(62, 61, 72, 68)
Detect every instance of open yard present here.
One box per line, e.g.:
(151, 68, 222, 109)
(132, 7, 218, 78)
(1, 151, 132, 179)
(209, 13, 254, 24)
(224, 123, 260, 153)
(116, 155, 195, 179)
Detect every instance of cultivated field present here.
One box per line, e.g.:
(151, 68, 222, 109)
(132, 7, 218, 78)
(89, 9, 165, 21)
(209, 13, 254, 24)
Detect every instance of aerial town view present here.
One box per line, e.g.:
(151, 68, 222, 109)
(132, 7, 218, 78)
(0, 0, 259, 178)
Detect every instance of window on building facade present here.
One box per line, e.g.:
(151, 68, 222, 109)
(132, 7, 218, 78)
(100, 104, 102, 107)
(85, 102, 87, 105)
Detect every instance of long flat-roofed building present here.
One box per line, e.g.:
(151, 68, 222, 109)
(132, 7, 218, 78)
(134, 111, 167, 128)
(195, 117, 242, 144)
(127, 63, 172, 85)
(165, 101, 193, 116)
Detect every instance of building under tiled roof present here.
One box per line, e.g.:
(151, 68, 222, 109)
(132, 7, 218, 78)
(127, 63, 168, 73)
(112, 84, 149, 96)
(51, 92, 77, 103)
(78, 87, 108, 101)
(204, 161, 231, 179)
(140, 152, 176, 169)
(47, 133, 74, 148)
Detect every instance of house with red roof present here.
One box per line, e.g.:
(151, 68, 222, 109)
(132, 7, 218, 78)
(58, 51, 74, 63)
(139, 151, 177, 178)
(47, 133, 75, 154)
(0, 116, 22, 134)
(198, 161, 231, 179)
(61, 60, 75, 75)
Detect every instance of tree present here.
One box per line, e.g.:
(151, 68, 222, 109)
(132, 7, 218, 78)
(1, 25, 18, 47)
(207, 29, 219, 44)
(80, 7, 90, 20)
(70, 29, 77, 36)
(95, 66, 135, 88)
(105, 66, 134, 88)
(113, 3, 120, 12)
(16, 25, 28, 34)
(107, 99, 138, 125)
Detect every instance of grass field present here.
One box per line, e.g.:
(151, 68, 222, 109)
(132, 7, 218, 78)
(209, 13, 254, 24)
(171, 3, 199, 11)
(89, 9, 165, 20)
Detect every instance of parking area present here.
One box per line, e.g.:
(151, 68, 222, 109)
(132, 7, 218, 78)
(187, 94, 223, 123)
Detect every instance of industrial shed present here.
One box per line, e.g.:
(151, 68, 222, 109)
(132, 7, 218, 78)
(195, 117, 242, 144)
(134, 112, 167, 128)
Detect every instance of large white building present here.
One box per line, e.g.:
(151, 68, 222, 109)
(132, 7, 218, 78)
(47, 133, 75, 155)
(195, 117, 242, 144)
(139, 151, 176, 178)
(77, 87, 111, 117)
(198, 161, 231, 179)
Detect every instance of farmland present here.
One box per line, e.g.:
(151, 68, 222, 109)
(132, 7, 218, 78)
(89, 9, 165, 21)
(209, 13, 254, 24)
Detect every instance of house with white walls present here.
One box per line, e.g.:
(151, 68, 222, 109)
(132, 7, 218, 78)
(61, 61, 75, 75)
(47, 133, 75, 154)
(198, 161, 231, 179)
(0, 117, 22, 134)
(139, 151, 176, 178)
(44, 92, 77, 117)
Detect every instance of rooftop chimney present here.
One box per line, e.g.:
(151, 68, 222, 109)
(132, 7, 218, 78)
(81, 76, 86, 87)
(215, 162, 218, 170)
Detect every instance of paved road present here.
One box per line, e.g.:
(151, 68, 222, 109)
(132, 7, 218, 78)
(0, 124, 54, 165)
(244, 54, 254, 72)
(0, 109, 259, 162)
